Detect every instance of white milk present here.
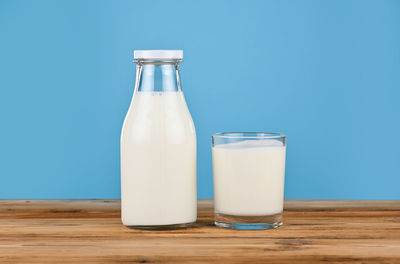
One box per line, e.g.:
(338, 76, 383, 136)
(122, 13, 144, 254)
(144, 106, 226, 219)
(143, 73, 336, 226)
(121, 91, 197, 226)
(212, 140, 286, 216)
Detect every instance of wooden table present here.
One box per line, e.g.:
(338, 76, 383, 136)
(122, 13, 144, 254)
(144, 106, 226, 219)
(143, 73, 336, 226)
(0, 200, 399, 263)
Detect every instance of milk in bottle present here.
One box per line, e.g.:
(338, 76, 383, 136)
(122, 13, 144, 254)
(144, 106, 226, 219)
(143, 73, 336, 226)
(121, 50, 197, 229)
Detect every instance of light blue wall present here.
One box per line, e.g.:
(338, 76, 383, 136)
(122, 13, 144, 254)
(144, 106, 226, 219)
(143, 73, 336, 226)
(0, 0, 399, 199)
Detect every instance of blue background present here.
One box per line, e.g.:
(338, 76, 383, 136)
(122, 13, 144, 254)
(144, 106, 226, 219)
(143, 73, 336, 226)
(1, 0, 399, 199)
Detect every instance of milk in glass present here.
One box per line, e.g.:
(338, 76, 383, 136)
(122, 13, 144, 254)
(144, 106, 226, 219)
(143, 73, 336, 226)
(213, 139, 286, 216)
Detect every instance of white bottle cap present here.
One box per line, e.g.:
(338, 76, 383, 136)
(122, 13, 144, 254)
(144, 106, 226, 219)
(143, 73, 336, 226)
(134, 50, 183, 60)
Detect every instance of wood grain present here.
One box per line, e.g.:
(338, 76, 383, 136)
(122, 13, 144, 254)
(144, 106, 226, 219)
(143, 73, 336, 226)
(0, 199, 399, 263)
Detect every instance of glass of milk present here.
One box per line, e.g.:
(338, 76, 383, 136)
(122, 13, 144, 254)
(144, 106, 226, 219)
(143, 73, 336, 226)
(212, 132, 286, 230)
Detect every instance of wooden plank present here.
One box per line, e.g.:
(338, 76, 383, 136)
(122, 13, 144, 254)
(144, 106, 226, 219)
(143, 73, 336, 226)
(0, 200, 399, 263)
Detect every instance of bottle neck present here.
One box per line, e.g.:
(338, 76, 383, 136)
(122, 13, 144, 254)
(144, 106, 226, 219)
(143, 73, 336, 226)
(135, 60, 182, 92)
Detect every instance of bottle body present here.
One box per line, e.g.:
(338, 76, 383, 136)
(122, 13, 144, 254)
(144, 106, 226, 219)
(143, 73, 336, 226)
(121, 51, 197, 228)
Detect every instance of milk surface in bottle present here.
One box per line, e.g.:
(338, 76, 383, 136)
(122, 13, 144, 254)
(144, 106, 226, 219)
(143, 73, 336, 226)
(121, 50, 197, 229)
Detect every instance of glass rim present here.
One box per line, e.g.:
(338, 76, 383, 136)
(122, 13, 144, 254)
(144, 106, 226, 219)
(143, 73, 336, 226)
(133, 59, 183, 64)
(212, 132, 286, 139)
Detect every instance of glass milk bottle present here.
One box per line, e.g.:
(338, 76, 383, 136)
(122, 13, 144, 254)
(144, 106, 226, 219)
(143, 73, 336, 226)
(121, 50, 197, 229)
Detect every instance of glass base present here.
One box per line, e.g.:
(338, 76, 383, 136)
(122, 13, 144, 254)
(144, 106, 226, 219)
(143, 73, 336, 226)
(125, 221, 195, 230)
(215, 212, 282, 230)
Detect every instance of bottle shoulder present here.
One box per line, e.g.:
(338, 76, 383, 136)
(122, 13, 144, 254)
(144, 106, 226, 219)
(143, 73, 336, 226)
(121, 92, 196, 145)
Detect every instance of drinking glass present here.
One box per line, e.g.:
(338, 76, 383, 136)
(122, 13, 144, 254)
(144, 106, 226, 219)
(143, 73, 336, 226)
(212, 132, 286, 230)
